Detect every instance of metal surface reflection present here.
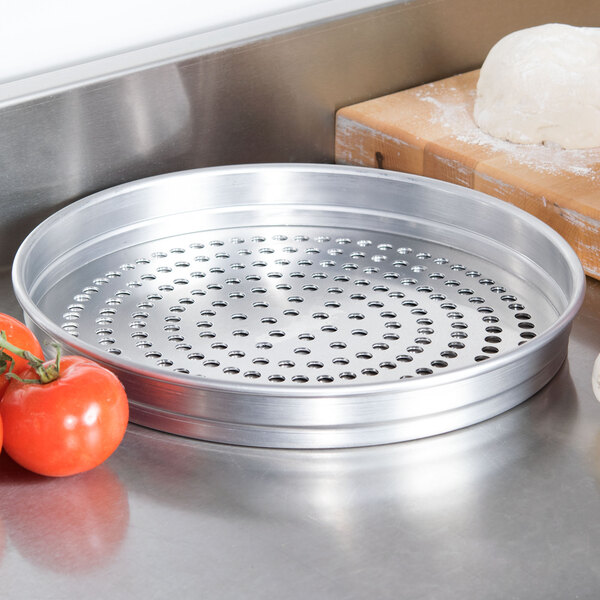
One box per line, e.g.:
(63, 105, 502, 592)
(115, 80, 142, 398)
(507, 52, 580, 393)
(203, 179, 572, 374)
(116, 362, 577, 523)
(0, 280, 596, 599)
(0, 457, 130, 573)
(0, 513, 4, 568)
(0, 64, 192, 259)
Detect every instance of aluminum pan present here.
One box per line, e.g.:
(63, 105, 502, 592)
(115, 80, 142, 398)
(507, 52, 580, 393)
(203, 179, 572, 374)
(12, 164, 585, 447)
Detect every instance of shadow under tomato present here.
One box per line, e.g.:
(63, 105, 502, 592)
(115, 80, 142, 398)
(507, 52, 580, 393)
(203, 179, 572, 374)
(0, 453, 130, 573)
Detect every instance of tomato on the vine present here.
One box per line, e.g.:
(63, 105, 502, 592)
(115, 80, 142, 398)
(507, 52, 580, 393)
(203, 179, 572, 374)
(0, 355, 129, 477)
(0, 314, 43, 397)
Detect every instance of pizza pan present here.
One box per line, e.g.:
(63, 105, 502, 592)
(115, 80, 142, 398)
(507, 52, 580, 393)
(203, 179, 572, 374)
(11, 164, 585, 448)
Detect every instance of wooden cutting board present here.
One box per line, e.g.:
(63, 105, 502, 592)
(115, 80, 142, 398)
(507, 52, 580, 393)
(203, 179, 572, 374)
(335, 70, 600, 280)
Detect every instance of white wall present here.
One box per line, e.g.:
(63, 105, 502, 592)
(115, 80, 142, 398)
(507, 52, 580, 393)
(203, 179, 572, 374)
(1, 0, 393, 83)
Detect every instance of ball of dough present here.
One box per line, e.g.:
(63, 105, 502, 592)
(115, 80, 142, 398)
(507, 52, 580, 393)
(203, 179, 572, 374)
(474, 23, 600, 149)
(593, 353, 600, 403)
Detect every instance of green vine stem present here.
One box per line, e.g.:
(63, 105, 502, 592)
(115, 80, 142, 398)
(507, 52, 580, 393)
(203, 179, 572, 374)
(0, 331, 61, 384)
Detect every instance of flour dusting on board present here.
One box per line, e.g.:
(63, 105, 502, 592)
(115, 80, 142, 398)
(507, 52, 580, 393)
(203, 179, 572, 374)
(414, 87, 600, 179)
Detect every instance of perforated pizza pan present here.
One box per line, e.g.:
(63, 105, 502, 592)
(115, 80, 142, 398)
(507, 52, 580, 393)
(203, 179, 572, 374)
(12, 164, 585, 448)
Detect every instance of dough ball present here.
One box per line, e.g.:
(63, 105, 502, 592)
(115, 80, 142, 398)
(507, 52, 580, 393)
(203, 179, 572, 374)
(474, 23, 600, 149)
(594, 353, 600, 403)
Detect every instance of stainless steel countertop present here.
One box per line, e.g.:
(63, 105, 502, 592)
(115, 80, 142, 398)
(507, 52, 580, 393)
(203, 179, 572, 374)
(2, 2, 600, 597)
(1, 270, 600, 598)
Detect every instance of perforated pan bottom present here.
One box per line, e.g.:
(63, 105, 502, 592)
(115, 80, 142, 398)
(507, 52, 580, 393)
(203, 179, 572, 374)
(13, 165, 585, 447)
(54, 228, 550, 383)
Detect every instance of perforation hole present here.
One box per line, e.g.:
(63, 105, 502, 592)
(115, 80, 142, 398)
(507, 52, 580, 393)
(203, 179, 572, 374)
(520, 331, 537, 339)
(333, 357, 349, 365)
(339, 372, 357, 380)
(416, 368, 433, 376)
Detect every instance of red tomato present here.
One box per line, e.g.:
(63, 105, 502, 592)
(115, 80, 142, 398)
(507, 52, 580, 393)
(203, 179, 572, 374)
(0, 314, 44, 397)
(0, 414, 2, 456)
(0, 355, 129, 477)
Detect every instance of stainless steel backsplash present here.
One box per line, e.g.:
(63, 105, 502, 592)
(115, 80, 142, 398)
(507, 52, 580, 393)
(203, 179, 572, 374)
(1, 0, 597, 264)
